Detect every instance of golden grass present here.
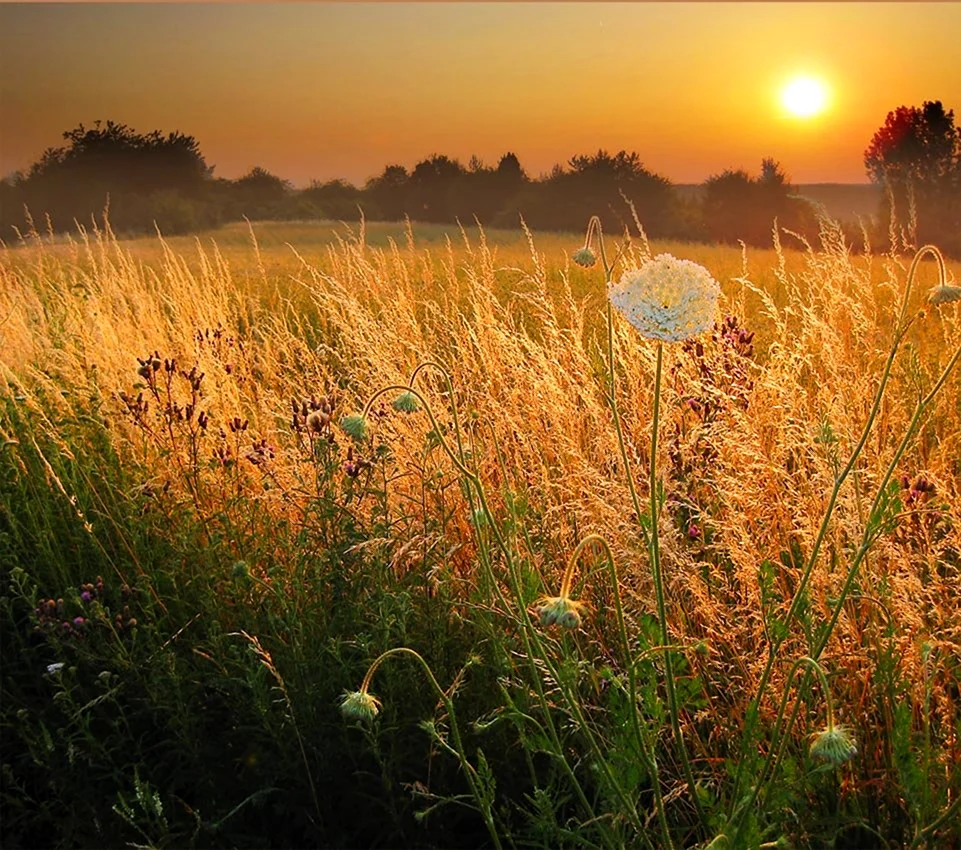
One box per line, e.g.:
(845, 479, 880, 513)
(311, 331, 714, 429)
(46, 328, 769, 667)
(2, 216, 960, 771)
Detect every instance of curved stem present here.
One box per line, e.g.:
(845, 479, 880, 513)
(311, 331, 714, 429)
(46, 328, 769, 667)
(360, 648, 504, 850)
(408, 360, 469, 468)
(728, 247, 929, 814)
(361, 385, 473, 479)
(566, 533, 674, 849)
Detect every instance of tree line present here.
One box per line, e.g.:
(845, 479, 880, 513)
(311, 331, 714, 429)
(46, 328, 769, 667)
(2, 102, 959, 256)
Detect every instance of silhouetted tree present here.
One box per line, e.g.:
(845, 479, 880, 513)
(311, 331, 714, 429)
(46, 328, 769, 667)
(365, 165, 410, 220)
(28, 120, 211, 192)
(227, 167, 293, 219)
(3, 120, 216, 234)
(496, 149, 674, 235)
(864, 101, 961, 254)
(703, 168, 756, 244)
(302, 179, 367, 221)
(364, 166, 408, 221)
(703, 159, 817, 247)
(409, 154, 467, 222)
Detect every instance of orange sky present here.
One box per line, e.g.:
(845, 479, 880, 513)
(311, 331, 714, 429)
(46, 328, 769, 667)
(2, 2, 960, 187)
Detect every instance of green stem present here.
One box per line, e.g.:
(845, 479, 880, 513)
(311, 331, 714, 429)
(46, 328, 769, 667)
(459, 425, 616, 845)
(729, 302, 917, 816)
(408, 360, 469, 468)
(361, 648, 504, 850)
(570, 534, 674, 850)
(729, 244, 957, 833)
(648, 342, 707, 831)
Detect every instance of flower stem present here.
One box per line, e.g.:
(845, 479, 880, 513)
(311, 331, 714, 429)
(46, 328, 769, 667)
(567, 534, 674, 849)
(359, 647, 503, 850)
(727, 243, 954, 833)
(648, 341, 707, 832)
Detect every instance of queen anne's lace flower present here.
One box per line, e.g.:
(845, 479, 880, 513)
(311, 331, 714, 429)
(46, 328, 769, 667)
(608, 254, 720, 342)
(535, 595, 586, 629)
(339, 413, 369, 442)
(809, 724, 857, 764)
(339, 689, 382, 722)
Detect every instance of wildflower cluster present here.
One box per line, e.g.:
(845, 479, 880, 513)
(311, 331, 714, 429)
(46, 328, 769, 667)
(33, 577, 138, 642)
(34, 597, 84, 639)
(195, 324, 247, 385)
(292, 394, 338, 439)
(344, 446, 371, 479)
(901, 473, 936, 507)
(245, 438, 275, 466)
(120, 353, 212, 461)
(895, 472, 953, 555)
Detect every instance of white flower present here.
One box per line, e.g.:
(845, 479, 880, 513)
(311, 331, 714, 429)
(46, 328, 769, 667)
(608, 254, 720, 342)
(46, 662, 65, 675)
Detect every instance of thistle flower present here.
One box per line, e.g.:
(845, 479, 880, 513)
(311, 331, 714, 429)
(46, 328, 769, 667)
(928, 284, 961, 305)
(339, 413, 369, 442)
(809, 724, 857, 765)
(572, 247, 598, 268)
(608, 254, 721, 342)
(535, 595, 586, 629)
(305, 410, 329, 433)
(339, 689, 381, 722)
(392, 390, 420, 413)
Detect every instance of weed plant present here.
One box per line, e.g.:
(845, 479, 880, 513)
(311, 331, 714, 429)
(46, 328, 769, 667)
(1, 214, 959, 848)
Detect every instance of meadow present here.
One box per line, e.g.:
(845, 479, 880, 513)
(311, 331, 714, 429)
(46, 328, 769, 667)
(1, 214, 959, 849)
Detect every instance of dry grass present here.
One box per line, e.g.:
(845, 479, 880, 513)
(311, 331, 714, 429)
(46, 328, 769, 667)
(2, 215, 960, 842)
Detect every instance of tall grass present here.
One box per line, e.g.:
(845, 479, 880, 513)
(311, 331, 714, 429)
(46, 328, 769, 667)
(1, 216, 959, 848)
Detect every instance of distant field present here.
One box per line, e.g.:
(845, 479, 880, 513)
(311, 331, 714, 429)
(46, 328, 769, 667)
(676, 182, 883, 222)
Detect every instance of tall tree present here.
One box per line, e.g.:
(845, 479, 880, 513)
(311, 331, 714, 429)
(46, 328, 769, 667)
(864, 101, 961, 253)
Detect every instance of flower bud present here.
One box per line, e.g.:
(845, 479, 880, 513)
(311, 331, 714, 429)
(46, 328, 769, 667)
(572, 247, 597, 268)
(340, 413, 369, 442)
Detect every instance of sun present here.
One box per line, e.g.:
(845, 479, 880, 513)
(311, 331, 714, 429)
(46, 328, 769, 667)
(782, 77, 827, 118)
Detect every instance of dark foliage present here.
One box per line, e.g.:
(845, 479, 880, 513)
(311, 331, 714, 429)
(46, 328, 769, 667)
(3, 113, 959, 256)
(703, 159, 819, 248)
(864, 101, 961, 254)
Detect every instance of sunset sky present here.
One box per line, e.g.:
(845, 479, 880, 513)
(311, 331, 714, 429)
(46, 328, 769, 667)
(2, 2, 960, 187)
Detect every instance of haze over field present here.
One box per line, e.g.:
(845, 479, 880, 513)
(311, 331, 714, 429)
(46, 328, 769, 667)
(2, 2, 960, 186)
